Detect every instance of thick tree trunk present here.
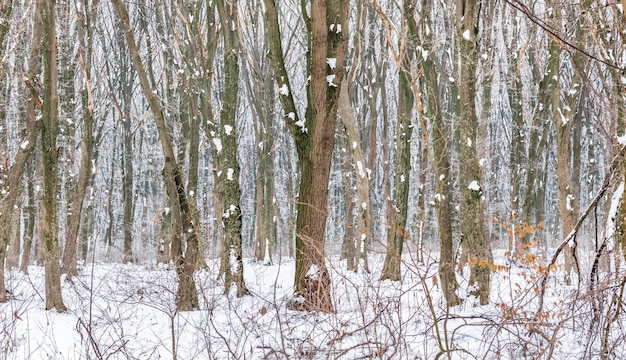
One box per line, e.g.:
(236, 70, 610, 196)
(41, 0, 67, 312)
(457, 0, 492, 305)
(264, 0, 348, 312)
(216, 0, 248, 297)
(122, 102, 134, 263)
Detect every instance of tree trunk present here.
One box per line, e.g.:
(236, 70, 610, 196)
(62, 1, 98, 276)
(556, 30, 584, 284)
(41, 0, 67, 312)
(338, 85, 371, 273)
(340, 130, 357, 271)
(457, 0, 492, 305)
(263, 0, 348, 312)
(380, 42, 413, 281)
(216, 0, 248, 298)
(423, 47, 462, 305)
(507, 37, 525, 258)
(20, 166, 36, 274)
(111, 0, 199, 311)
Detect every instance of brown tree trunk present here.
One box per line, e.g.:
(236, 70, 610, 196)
(264, 0, 348, 312)
(556, 28, 584, 284)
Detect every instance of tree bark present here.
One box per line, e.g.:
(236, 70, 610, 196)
(263, 0, 348, 312)
(41, 0, 67, 312)
(62, 0, 99, 276)
(216, 0, 249, 298)
(422, 42, 462, 305)
(111, 0, 199, 311)
(380, 41, 413, 281)
(338, 83, 372, 273)
(457, 0, 492, 305)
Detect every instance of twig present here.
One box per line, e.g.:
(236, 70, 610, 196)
(536, 145, 626, 315)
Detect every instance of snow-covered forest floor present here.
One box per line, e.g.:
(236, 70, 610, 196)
(0, 250, 624, 359)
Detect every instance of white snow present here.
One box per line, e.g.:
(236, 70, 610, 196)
(306, 264, 319, 280)
(329, 23, 342, 33)
(327, 74, 338, 87)
(327, 58, 337, 70)
(467, 137, 472, 147)
(287, 112, 296, 120)
(558, 107, 569, 126)
(463, 29, 471, 40)
(606, 181, 624, 256)
(439, 174, 445, 181)
(278, 83, 289, 96)
(468, 180, 481, 191)
(294, 118, 308, 133)
(566, 194, 575, 211)
(2, 240, 622, 360)
(356, 161, 366, 178)
(212, 138, 222, 153)
(224, 124, 233, 135)
(20, 140, 29, 149)
(400, 174, 405, 183)
(479, 158, 487, 167)
(618, 133, 626, 145)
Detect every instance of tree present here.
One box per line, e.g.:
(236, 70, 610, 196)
(264, 0, 349, 311)
(62, 0, 99, 276)
(0, 0, 41, 301)
(215, 0, 248, 297)
(419, 0, 462, 306)
(41, 0, 67, 312)
(380, 0, 416, 281)
(111, 0, 199, 311)
(457, 0, 492, 305)
(554, 12, 584, 284)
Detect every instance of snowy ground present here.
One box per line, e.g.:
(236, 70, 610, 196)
(0, 250, 624, 359)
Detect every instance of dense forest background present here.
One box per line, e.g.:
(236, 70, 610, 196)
(0, 0, 625, 315)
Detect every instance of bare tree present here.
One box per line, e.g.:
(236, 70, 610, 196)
(263, 0, 349, 311)
(215, 0, 248, 297)
(111, 0, 199, 311)
(62, 0, 100, 277)
(41, 0, 67, 312)
(456, 0, 492, 305)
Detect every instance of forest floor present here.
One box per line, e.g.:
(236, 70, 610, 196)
(0, 249, 624, 359)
